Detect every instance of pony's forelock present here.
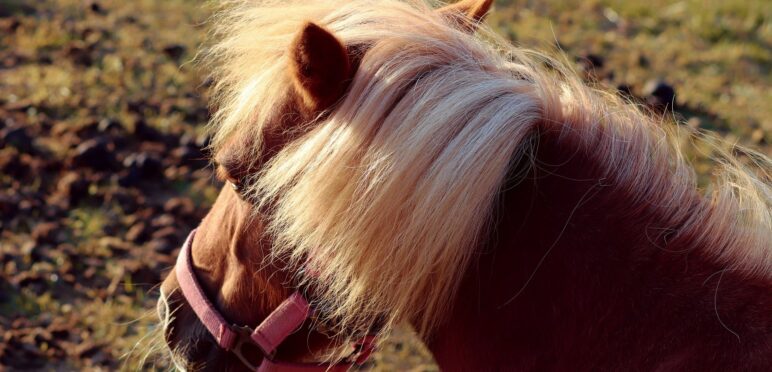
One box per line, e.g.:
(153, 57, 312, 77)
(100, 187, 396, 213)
(203, 0, 772, 350)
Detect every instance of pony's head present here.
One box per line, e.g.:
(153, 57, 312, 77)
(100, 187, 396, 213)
(157, 0, 512, 368)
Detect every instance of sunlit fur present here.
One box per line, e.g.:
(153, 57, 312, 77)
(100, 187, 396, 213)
(201, 0, 771, 349)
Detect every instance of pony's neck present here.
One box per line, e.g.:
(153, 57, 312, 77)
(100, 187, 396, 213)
(425, 128, 772, 370)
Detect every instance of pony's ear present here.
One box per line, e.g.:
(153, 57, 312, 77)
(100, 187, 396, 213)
(289, 22, 352, 113)
(437, 0, 493, 32)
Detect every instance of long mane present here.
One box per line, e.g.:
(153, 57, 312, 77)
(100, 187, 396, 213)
(203, 0, 772, 343)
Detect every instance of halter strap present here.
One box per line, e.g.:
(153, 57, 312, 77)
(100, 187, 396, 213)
(174, 229, 376, 371)
(175, 230, 241, 350)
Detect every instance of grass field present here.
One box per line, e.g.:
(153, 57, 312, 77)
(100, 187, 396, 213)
(0, 0, 769, 370)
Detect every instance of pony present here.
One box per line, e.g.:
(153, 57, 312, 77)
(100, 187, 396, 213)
(156, 0, 772, 370)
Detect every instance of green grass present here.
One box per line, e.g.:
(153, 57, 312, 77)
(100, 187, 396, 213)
(490, 0, 771, 147)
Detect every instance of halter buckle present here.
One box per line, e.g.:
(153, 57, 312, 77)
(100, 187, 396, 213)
(230, 325, 273, 370)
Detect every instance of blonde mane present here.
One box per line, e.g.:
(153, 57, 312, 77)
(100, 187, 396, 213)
(203, 0, 772, 344)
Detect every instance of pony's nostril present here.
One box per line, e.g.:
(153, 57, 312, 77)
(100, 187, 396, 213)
(184, 338, 229, 371)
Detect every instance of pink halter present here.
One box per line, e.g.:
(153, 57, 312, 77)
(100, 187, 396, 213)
(175, 229, 376, 371)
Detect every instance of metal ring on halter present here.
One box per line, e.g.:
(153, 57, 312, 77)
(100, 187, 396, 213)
(230, 325, 273, 371)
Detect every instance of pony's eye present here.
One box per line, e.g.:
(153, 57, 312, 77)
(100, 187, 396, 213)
(215, 162, 237, 183)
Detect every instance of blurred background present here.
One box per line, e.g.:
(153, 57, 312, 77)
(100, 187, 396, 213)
(0, 0, 769, 370)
